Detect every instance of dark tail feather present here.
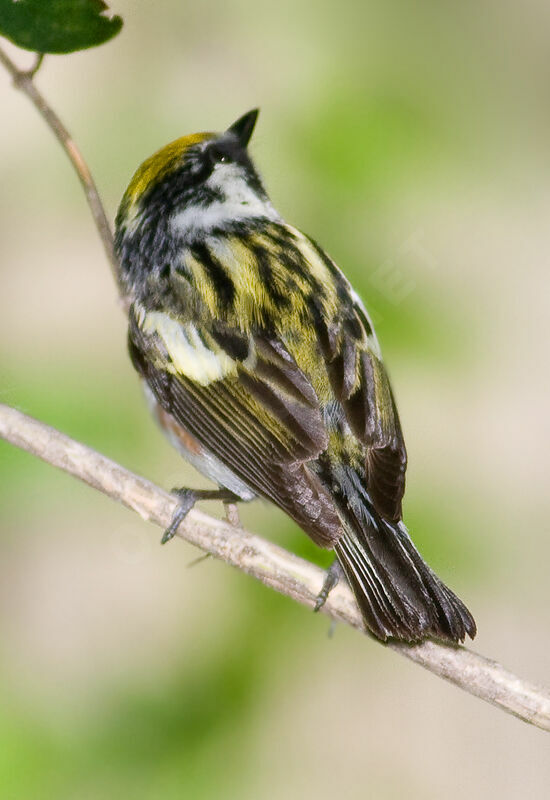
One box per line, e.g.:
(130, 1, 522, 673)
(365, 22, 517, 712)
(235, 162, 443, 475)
(335, 516, 476, 643)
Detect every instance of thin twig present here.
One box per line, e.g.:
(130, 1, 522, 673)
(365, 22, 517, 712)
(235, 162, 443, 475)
(0, 45, 124, 301)
(1, 402, 549, 732)
(22, 52, 44, 79)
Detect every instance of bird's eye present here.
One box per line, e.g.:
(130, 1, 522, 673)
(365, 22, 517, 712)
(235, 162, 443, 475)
(208, 146, 230, 167)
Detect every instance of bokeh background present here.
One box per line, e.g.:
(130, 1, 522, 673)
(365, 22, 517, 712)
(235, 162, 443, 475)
(1, 1, 550, 797)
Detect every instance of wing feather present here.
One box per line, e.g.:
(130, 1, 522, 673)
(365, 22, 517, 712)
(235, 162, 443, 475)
(129, 309, 341, 546)
(318, 298, 408, 522)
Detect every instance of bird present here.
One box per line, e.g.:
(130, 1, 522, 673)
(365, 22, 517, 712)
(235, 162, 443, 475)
(114, 109, 476, 643)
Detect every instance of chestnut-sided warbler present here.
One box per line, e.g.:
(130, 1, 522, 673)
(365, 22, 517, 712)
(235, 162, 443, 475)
(114, 110, 475, 643)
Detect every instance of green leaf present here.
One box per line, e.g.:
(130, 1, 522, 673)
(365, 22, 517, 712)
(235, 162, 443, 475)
(0, 0, 122, 54)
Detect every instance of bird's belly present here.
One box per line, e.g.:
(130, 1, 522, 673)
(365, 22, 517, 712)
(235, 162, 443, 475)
(141, 381, 256, 501)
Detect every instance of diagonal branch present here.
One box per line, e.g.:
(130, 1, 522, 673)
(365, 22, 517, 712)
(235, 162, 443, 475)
(1, 401, 550, 733)
(0, 45, 124, 301)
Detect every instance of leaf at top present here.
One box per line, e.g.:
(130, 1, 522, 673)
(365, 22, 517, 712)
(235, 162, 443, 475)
(0, 0, 122, 54)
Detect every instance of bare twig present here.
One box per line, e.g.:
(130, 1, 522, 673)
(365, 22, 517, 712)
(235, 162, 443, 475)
(1, 402, 550, 732)
(0, 45, 124, 300)
(23, 53, 44, 79)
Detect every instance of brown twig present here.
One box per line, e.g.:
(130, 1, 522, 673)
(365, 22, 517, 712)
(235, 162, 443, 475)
(1, 402, 550, 732)
(0, 45, 124, 300)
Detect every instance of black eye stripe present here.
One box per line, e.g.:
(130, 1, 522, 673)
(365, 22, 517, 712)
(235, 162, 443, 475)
(207, 137, 247, 165)
(208, 146, 226, 165)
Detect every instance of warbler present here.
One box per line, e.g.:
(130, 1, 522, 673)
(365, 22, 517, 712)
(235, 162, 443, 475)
(114, 109, 476, 643)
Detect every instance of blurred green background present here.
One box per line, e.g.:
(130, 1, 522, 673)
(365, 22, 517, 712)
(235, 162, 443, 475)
(1, 1, 550, 797)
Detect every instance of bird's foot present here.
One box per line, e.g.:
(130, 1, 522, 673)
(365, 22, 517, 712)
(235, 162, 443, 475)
(314, 559, 345, 612)
(162, 487, 241, 544)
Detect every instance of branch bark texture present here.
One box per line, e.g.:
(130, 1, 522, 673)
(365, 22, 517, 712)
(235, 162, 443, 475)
(2, 402, 550, 733)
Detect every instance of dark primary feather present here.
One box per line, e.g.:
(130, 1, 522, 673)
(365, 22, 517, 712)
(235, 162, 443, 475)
(328, 463, 475, 641)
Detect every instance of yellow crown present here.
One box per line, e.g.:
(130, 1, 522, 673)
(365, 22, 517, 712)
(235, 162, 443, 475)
(124, 131, 213, 206)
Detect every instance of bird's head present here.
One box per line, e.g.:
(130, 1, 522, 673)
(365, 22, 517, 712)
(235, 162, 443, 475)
(116, 109, 279, 242)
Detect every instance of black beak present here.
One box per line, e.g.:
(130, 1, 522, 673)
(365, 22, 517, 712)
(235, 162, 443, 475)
(226, 109, 259, 148)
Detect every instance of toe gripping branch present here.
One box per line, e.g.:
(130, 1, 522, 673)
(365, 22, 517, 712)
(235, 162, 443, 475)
(161, 488, 241, 544)
(314, 559, 345, 612)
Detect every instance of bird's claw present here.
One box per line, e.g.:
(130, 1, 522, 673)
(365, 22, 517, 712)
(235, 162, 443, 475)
(314, 560, 345, 612)
(162, 487, 242, 544)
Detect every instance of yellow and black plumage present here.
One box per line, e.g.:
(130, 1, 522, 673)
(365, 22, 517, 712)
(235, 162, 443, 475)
(115, 110, 476, 643)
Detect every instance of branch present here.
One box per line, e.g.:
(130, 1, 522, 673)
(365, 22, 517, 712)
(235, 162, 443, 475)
(0, 45, 125, 301)
(2, 402, 550, 733)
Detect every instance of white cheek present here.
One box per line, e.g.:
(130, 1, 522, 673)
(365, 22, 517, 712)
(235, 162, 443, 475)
(171, 163, 280, 235)
(208, 163, 256, 203)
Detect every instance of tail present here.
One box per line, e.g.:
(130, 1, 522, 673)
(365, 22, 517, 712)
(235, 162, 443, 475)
(335, 514, 476, 643)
